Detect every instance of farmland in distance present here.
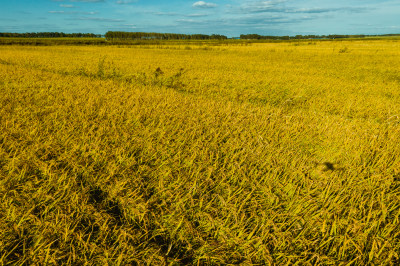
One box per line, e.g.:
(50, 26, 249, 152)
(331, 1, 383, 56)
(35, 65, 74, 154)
(1, 39, 400, 264)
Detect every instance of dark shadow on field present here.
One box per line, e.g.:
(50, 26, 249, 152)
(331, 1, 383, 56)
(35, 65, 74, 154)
(314, 161, 345, 172)
(322, 162, 335, 171)
(88, 186, 124, 225)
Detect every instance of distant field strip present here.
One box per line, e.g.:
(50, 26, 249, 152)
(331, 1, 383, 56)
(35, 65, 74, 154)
(1, 40, 400, 264)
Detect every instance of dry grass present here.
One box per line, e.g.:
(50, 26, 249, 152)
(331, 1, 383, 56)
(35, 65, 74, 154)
(1, 40, 400, 264)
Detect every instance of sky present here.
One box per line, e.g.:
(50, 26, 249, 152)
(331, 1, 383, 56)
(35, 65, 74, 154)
(1, 0, 400, 37)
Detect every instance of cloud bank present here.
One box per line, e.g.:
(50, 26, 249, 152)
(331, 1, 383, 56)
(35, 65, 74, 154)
(193, 1, 217, 8)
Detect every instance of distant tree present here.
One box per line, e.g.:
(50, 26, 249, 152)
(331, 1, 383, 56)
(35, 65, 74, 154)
(0, 32, 101, 38)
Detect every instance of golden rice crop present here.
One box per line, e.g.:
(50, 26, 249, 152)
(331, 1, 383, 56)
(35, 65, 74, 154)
(1, 39, 400, 264)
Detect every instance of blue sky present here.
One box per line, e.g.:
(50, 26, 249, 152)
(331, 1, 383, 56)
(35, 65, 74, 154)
(1, 0, 399, 36)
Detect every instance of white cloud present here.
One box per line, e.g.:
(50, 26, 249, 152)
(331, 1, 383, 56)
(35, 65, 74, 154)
(70, 0, 105, 2)
(193, 1, 217, 8)
(237, 0, 287, 13)
(60, 4, 75, 8)
(116, 0, 137, 4)
(185, 13, 208, 17)
(48, 10, 98, 15)
(176, 18, 196, 23)
(77, 16, 124, 22)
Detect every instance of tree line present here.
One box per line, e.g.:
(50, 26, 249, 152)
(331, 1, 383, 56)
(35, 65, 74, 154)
(105, 31, 228, 40)
(240, 34, 400, 40)
(0, 32, 101, 38)
(1, 31, 399, 40)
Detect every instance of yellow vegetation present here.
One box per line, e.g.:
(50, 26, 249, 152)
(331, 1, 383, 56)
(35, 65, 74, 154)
(1, 39, 400, 264)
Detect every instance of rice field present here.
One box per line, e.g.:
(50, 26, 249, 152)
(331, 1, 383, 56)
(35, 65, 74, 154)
(1, 39, 400, 264)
